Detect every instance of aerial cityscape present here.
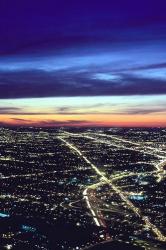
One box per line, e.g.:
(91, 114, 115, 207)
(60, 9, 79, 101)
(0, 127, 165, 249)
(0, 1, 166, 249)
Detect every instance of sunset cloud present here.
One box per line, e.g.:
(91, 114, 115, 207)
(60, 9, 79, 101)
(0, 0, 166, 126)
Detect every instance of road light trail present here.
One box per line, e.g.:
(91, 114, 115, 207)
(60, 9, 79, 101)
(58, 136, 166, 242)
(0, 170, 59, 180)
(90, 133, 165, 155)
(62, 131, 166, 182)
(62, 130, 165, 156)
(88, 133, 166, 183)
(84, 133, 165, 160)
(83, 188, 101, 227)
(84, 133, 166, 183)
(155, 159, 166, 182)
(58, 136, 103, 227)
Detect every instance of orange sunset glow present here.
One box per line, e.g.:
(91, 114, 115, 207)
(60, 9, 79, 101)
(1, 113, 166, 127)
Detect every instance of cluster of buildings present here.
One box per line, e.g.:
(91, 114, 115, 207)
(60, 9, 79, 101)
(0, 127, 165, 249)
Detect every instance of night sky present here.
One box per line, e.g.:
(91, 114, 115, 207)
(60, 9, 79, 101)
(0, 0, 166, 127)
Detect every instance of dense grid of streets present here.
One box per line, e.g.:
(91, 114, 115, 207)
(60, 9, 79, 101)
(0, 127, 166, 250)
(58, 133, 166, 241)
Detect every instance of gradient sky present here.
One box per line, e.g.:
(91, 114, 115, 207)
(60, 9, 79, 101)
(0, 0, 166, 127)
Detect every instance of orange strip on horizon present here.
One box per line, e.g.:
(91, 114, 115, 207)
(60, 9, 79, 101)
(0, 113, 166, 127)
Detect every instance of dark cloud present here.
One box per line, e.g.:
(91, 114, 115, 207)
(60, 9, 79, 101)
(0, 0, 166, 56)
(57, 107, 71, 113)
(0, 107, 21, 114)
(10, 118, 31, 122)
(112, 62, 166, 73)
(118, 107, 166, 115)
(31, 119, 90, 127)
(2, 103, 166, 116)
(2, 112, 53, 115)
(0, 118, 90, 127)
(54, 103, 107, 115)
(0, 119, 91, 127)
(0, 0, 166, 105)
(54, 103, 166, 115)
(130, 62, 166, 71)
(0, 70, 166, 99)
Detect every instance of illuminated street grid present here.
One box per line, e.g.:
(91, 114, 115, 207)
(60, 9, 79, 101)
(0, 127, 166, 250)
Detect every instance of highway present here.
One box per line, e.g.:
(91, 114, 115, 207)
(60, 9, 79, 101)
(83, 188, 101, 227)
(155, 159, 166, 182)
(89, 133, 165, 156)
(58, 135, 166, 242)
(62, 131, 165, 158)
(62, 131, 166, 182)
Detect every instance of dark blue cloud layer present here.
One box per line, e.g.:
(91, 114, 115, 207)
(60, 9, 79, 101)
(0, 69, 166, 99)
(0, 0, 166, 56)
(0, 1, 166, 99)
